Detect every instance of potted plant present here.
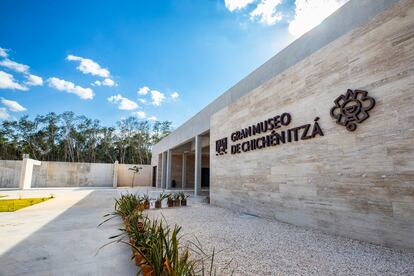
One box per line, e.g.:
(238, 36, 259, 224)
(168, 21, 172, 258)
(178, 192, 189, 206)
(167, 194, 174, 207)
(173, 193, 180, 207)
(154, 193, 169, 209)
(142, 194, 150, 210)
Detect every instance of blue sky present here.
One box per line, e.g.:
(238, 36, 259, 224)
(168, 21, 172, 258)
(0, 0, 347, 128)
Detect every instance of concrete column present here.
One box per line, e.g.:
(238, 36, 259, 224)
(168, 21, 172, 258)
(181, 153, 187, 189)
(194, 135, 202, 196)
(161, 151, 167, 189)
(166, 149, 172, 189)
(19, 155, 41, 190)
(112, 161, 119, 188)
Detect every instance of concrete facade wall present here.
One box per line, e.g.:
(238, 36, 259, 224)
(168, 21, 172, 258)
(0, 161, 152, 188)
(210, 0, 414, 249)
(152, 0, 400, 156)
(117, 164, 152, 187)
(0, 160, 22, 188)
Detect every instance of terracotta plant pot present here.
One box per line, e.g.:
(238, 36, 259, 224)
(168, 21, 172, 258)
(180, 199, 187, 206)
(173, 199, 180, 207)
(140, 264, 153, 276)
(134, 253, 144, 266)
(144, 200, 150, 209)
(155, 201, 161, 209)
(167, 199, 173, 207)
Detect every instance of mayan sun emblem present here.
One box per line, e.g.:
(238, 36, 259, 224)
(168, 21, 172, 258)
(330, 89, 376, 132)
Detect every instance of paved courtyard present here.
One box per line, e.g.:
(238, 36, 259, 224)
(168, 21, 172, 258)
(0, 188, 413, 275)
(0, 188, 137, 276)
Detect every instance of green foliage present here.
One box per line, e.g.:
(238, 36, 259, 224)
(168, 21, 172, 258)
(155, 192, 169, 203)
(99, 195, 234, 276)
(114, 193, 143, 218)
(0, 196, 53, 212)
(0, 112, 173, 164)
(177, 192, 189, 201)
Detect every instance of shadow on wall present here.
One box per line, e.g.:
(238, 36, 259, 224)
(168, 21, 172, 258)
(0, 190, 137, 275)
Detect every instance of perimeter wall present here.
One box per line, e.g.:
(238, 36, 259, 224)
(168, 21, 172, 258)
(0, 161, 152, 188)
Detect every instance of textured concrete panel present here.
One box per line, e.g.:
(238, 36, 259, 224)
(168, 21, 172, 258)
(0, 160, 22, 188)
(117, 164, 152, 187)
(210, 0, 414, 249)
(32, 161, 114, 187)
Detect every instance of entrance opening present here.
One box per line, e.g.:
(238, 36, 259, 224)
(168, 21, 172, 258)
(152, 166, 157, 187)
(156, 132, 210, 198)
(201, 168, 210, 187)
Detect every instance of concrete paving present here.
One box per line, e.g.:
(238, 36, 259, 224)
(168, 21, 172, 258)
(0, 188, 137, 276)
(2, 187, 413, 275)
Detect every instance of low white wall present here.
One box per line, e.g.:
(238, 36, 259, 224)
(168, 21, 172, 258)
(117, 164, 152, 187)
(0, 160, 152, 188)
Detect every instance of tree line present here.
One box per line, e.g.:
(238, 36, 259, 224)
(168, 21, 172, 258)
(0, 111, 172, 164)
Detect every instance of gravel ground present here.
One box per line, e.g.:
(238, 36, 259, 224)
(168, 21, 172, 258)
(147, 204, 414, 276)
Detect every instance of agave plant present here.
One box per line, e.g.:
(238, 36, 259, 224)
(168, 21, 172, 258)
(154, 192, 169, 209)
(167, 194, 174, 208)
(141, 194, 150, 209)
(178, 192, 189, 207)
(172, 193, 181, 207)
(125, 218, 197, 275)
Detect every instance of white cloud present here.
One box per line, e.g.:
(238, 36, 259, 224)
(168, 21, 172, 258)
(250, 0, 282, 25)
(138, 86, 150, 95)
(0, 58, 29, 73)
(0, 47, 8, 58)
(138, 98, 147, 104)
(0, 71, 28, 91)
(102, 78, 115, 87)
(25, 74, 43, 86)
(0, 108, 10, 119)
(48, 77, 94, 100)
(170, 92, 179, 99)
(135, 111, 146, 119)
(289, 0, 349, 38)
(92, 78, 115, 87)
(151, 90, 166, 106)
(108, 94, 139, 110)
(0, 49, 43, 88)
(1, 98, 27, 112)
(224, 0, 255, 12)
(134, 111, 157, 121)
(66, 54, 110, 78)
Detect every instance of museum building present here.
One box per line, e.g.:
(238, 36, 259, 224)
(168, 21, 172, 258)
(151, 0, 414, 249)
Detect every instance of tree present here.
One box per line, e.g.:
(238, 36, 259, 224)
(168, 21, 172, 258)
(0, 111, 173, 164)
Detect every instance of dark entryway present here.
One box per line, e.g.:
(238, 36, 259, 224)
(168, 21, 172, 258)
(152, 166, 157, 187)
(201, 168, 209, 187)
